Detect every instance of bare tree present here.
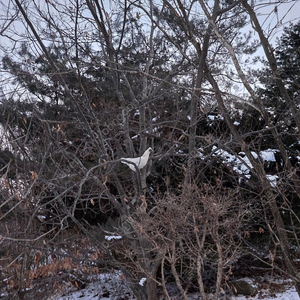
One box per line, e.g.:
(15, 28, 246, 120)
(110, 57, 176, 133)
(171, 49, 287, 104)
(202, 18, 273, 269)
(1, 0, 300, 299)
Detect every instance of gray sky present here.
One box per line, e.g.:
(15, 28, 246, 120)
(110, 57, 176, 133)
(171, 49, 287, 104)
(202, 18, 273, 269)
(256, 0, 300, 43)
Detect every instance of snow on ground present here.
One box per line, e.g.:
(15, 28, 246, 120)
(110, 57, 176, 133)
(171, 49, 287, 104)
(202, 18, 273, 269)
(56, 273, 300, 300)
(232, 288, 300, 300)
(58, 272, 135, 300)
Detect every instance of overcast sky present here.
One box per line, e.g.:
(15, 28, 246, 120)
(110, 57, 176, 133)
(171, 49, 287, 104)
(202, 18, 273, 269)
(1, 0, 299, 62)
(256, 0, 300, 43)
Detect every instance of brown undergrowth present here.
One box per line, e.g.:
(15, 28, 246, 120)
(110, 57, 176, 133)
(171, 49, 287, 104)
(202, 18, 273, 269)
(0, 227, 107, 299)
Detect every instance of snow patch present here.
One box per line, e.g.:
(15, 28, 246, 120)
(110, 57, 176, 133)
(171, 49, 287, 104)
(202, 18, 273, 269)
(260, 149, 277, 162)
(266, 174, 278, 187)
(58, 272, 134, 300)
(210, 147, 279, 183)
(139, 277, 147, 286)
(104, 235, 122, 241)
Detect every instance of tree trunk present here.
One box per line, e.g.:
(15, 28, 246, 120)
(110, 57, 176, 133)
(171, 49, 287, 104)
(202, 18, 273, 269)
(186, 0, 219, 183)
(146, 276, 159, 300)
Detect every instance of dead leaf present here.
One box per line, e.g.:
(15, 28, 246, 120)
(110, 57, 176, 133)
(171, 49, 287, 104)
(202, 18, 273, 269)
(31, 171, 38, 179)
(139, 225, 145, 234)
(4, 179, 9, 189)
(140, 195, 147, 210)
(241, 141, 246, 152)
(91, 251, 98, 260)
(34, 251, 41, 267)
(37, 215, 44, 222)
(103, 175, 108, 184)
(119, 274, 125, 280)
(243, 231, 250, 238)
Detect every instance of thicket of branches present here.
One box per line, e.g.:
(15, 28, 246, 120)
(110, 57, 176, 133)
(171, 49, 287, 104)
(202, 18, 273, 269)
(1, 0, 300, 299)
